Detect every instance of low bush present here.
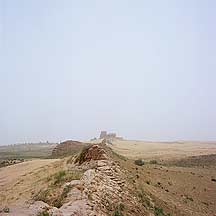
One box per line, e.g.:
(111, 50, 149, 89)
(37, 210, 49, 216)
(154, 207, 171, 216)
(34, 170, 83, 207)
(3, 207, 10, 213)
(134, 159, 144, 166)
(113, 203, 125, 216)
(54, 170, 66, 185)
(53, 185, 71, 208)
(150, 160, 158, 164)
(53, 170, 82, 185)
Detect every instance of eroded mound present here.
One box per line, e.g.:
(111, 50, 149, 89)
(75, 144, 108, 164)
(52, 140, 89, 157)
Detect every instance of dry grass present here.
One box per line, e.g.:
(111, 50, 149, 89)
(111, 140, 216, 160)
(34, 169, 83, 208)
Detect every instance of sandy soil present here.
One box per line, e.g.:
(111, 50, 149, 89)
(120, 159, 216, 216)
(1, 140, 216, 216)
(112, 140, 216, 216)
(0, 159, 62, 207)
(111, 140, 216, 160)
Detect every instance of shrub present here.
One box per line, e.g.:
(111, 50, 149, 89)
(154, 207, 171, 216)
(113, 203, 124, 216)
(53, 170, 82, 185)
(134, 159, 144, 166)
(119, 203, 125, 211)
(53, 170, 66, 185)
(34, 189, 50, 203)
(150, 160, 158, 164)
(154, 207, 165, 216)
(34, 170, 82, 208)
(185, 195, 193, 202)
(3, 207, 10, 213)
(138, 189, 151, 208)
(37, 210, 49, 216)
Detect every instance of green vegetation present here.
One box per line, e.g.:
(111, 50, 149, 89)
(53, 170, 82, 185)
(184, 195, 193, 202)
(154, 207, 171, 216)
(3, 207, 10, 213)
(34, 189, 50, 203)
(34, 169, 83, 208)
(134, 159, 144, 166)
(53, 170, 66, 185)
(149, 160, 158, 164)
(154, 207, 164, 216)
(37, 210, 49, 216)
(113, 203, 125, 216)
(53, 185, 71, 208)
(0, 159, 24, 168)
(137, 188, 152, 208)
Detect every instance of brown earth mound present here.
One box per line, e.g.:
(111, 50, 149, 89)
(52, 140, 88, 157)
(75, 144, 108, 164)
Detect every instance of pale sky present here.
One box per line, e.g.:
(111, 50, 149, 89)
(0, 0, 216, 145)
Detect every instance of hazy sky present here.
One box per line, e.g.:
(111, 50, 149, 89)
(1, 0, 216, 145)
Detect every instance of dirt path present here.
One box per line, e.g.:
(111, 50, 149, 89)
(0, 159, 61, 207)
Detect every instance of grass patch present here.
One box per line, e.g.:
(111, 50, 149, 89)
(53, 170, 82, 185)
(34, 169, 83, 207)
(37, 210, 49, 216)
(53, 170, 66, 185)
(52, 185, 71, 208)
(149, 160, 158, 164)
(113, 203, 125, 216)
(137, 188, 152, 209)
(184, 195, 193, 202)
(154, 207, 171, 216)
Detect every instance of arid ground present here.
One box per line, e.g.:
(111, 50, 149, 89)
(0, 159, 62, 207)
(110, 140, 216, 216)
(0, 140, 216, 215)
(110, 140, 216, 160)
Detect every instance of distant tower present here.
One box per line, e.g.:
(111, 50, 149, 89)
(100, 131, 107, 139)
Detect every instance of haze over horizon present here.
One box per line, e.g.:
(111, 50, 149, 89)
(1, 0, 216, 145)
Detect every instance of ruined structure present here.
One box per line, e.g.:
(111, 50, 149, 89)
(75, 144, 108, 164)
(99, 131, 123, 140)
(52, 140, 88, 157)
(28, 144, 149, 216)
